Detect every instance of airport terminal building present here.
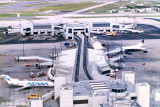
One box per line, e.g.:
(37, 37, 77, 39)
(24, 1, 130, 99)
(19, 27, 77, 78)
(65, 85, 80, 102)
(52, 71, 150, 107)
(63, 23, 90, 40)
(90, 22, 111, 33)
(31, 23, 54, 36)
(22, 21, 136, 39)
(58, 79, 150, 107)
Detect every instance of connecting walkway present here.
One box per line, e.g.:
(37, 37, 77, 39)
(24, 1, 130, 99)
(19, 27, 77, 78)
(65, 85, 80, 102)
(74, 34, 93, 82)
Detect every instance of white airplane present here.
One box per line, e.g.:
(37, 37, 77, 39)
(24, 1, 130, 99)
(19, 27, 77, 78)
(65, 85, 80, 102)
(15, 55, 63, 68)
(0, 74, 54, 90)
(15, 56, 56, 68)
(106, 40, 148, 57)
(120, 23, 135, 29)
(15, 56, 52, 62)
(4, 29, 21, 35)
(123, 28, 144, 33)
(122, 39, 147, 55)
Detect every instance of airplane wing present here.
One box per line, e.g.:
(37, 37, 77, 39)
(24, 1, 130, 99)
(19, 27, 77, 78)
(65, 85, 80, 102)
(15, 86, 32, 91)
(106, 48, 121, 55)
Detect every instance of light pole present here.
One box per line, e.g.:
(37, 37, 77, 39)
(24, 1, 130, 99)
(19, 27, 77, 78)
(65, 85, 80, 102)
(60, 42, 62, 51)
(120, 30, 123, 54)
(107, 42, 109, 56)
(54, 45, 56, 60)
(23, 39, 24, 56)
(52, 49, 54, 67)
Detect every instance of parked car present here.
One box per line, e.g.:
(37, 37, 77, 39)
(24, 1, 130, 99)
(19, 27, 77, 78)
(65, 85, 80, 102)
(64, 42, 77, 48)
(28, 93, 41, 99)
(30, 72, 35, 78)
(37, 72, 46, 77)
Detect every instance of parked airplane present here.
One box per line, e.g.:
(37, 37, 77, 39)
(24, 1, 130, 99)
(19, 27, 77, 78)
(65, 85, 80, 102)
(122, 28, 144, 33)
(15, 56, 63, 68)
(0, 74, 54, 90)
(4, 29, 21, 35)
(15, 56, 55, 68)
(106, 40, 148, 57)
(122, 39, 148, 55)
(120, 23, 136, 29)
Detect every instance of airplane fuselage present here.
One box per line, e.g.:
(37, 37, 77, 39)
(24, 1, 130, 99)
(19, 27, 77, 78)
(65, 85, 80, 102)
(7, 80, 54, 87)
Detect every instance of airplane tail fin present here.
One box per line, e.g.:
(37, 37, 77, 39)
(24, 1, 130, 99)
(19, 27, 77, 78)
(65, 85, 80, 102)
(138, 40, 145, 47)
(0, 74, 13, 84)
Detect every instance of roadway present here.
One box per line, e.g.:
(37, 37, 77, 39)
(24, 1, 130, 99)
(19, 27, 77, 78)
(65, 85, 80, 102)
(67, 1, 117, 14)
(65, 13, 160, 18)
(83, 35, 93, 80)
(74, 35, 82, 82)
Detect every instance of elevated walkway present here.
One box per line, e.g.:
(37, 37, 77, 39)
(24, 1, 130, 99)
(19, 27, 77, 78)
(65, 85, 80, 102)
(74, 34, 93, 82)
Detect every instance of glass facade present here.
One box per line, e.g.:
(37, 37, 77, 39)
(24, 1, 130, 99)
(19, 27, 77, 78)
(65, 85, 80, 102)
(33, 24, 52, 29)
(86, 28, 88, 33)
(68, 29, 72, 33)
(54, 27, 60, 30)
(113, 25, 120, 29)
(73, 100, 88, 104)
(112, 88, 127, 93)
(93, 23, 110, 27)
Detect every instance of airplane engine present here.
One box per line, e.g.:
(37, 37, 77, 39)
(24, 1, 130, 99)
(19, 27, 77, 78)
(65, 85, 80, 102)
(125, 51, 132, 55)
(143, 50, 148, 53)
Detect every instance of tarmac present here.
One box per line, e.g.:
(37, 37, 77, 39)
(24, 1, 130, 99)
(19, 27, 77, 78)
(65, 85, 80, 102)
(0, 36, 73, 106)
(1, 23, 160, 106)
(96, 24, 160, 106)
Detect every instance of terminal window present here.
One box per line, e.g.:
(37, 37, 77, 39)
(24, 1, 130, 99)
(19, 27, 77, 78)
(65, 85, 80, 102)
(34, 25, 51, 29)
(93, 23, 110, 27)
(73, 100, 88, 104)
(54, 27, 60, 30)
(131, 97, 137, 100)
(113, 25, 119, 28)
(86, 28, 88, 33)
(112, 88, 127, 93)
(68, 29, 72, 33)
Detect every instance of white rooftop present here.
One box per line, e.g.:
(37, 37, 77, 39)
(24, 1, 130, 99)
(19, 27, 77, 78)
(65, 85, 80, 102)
(62, 80, 136, 96)
(56, 49, 77, 83)
(58, 49, 76, 67)
(88, 49, 107, 65)
(66, 23, 87, 28)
